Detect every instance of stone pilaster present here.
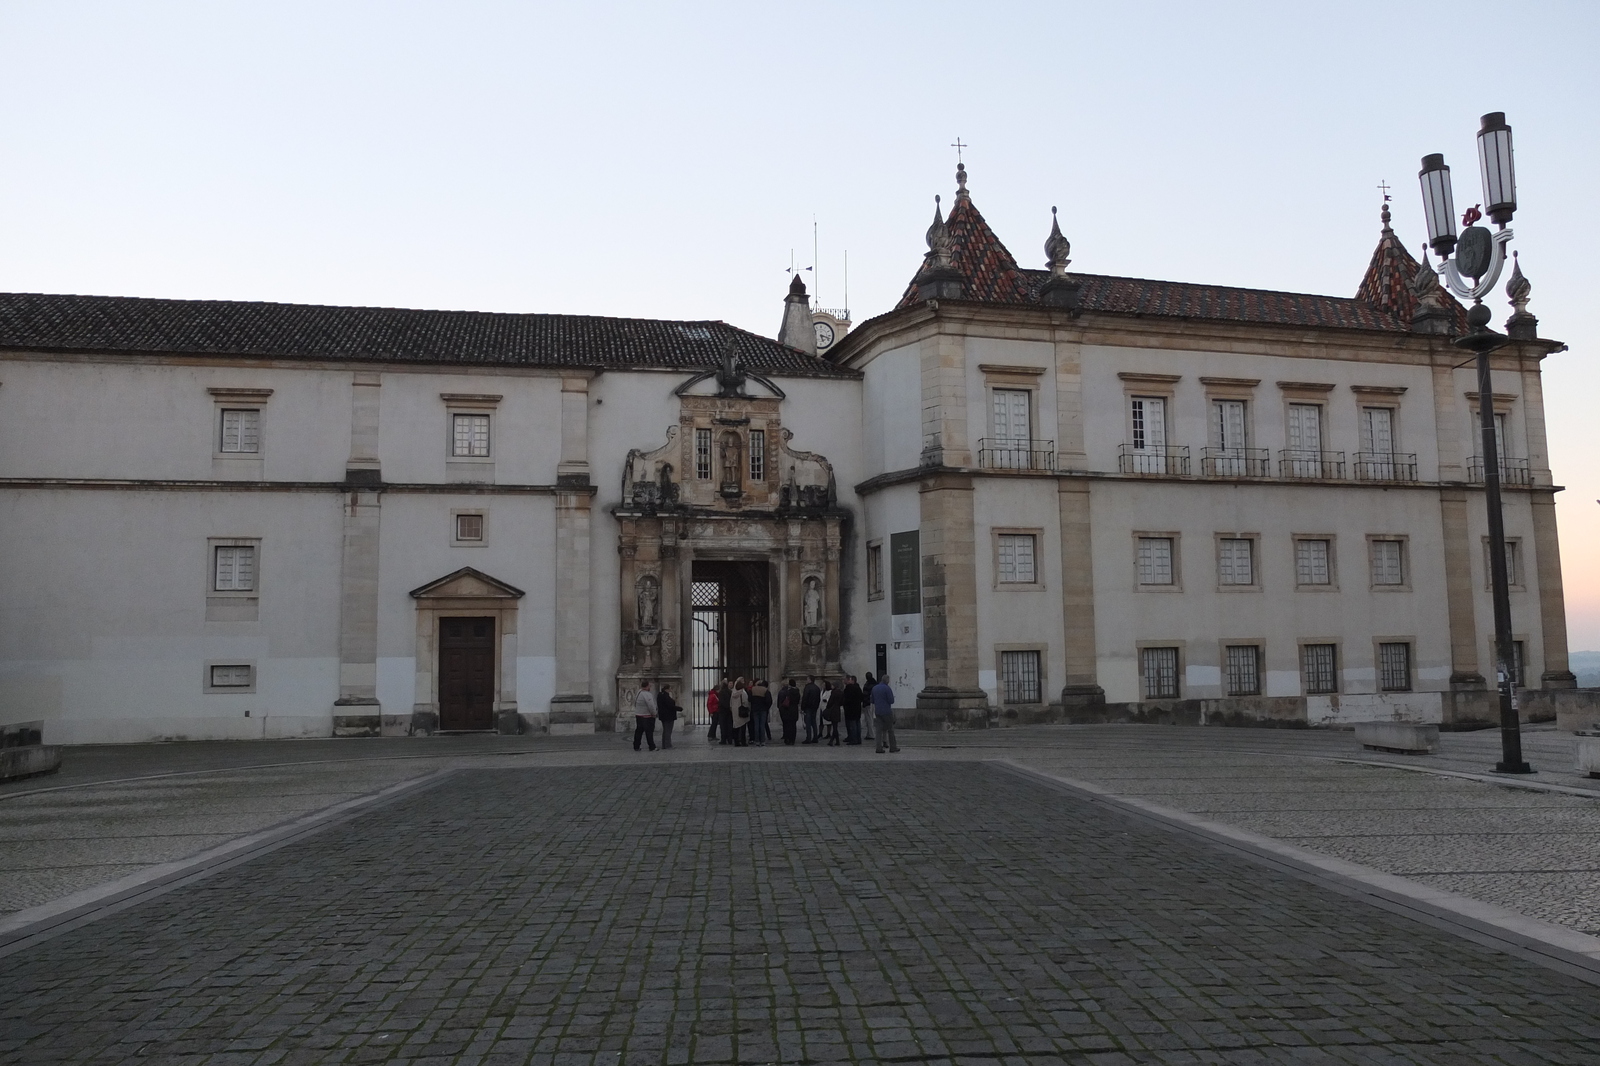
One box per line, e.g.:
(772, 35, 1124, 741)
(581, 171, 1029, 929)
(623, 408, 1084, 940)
(915, 471, 988, 723)
(824, 520, 843, 673)
(1057, 481, 1104, 711)
(333, 488, 383, 735)
(1520, 358, 1554, 488)
(1530, 491, 1577, 688)
(334, 372, 384, 735)
(1053, 331, 1087, 471)
(1438, 487, 1484, 689)
(919, 332, 972, 468)
(1429, 361, 1466, 483)
(549, 489, 596, 731)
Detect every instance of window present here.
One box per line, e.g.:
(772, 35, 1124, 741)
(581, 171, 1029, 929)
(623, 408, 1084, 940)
(1000, 650, 1042, 703)
(209, 664, 253, 688)
(1137, 537, 1174, 586)
(997, 534, 1037, 584)
(1361, 406, 1395, 455)
(1213, 400, 1247, 450)
(1379, 642, 1412, 691)
(213, 545, 256, 592)
(1130, 396, 1167, 452)
(1302, 644, 1338, 694)
(866, 543, 883, 601)
(1295, 539, 1331, 586)
(1141, 647, 1179, 699)
(1483, 538, 1523, 588)
(1225, 645, 1260, 696)
(452, 413, 490, 457)
(1218, 538, 1254, 586)
(455, 513, 484, 542)
(991, 389, 1031, 441)
(749, 429, 765, 481)
(219, 409, 260, 454)
(695, 428, 713, 480)
(1371, 539, 1406, 586)
(1287, 403, 1323, 455)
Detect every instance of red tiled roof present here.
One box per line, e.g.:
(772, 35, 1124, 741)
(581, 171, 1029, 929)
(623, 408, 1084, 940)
(896, 186, 1462, 336)
(1354, 210, 1469, 333)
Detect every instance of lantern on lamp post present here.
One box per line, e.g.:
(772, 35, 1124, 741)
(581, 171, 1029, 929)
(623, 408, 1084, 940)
(1417, 111, 1531, 774)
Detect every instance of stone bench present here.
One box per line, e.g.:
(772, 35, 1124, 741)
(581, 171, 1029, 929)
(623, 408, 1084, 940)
(1577, 732, 1600, 779)
(1355, 720, 1438, 755)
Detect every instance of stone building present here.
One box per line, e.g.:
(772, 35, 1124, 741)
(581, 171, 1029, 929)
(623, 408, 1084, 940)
(0, 166, 1580, 742)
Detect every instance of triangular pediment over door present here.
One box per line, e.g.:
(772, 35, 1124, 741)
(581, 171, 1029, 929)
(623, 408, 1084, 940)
(409, 567, 526, 601)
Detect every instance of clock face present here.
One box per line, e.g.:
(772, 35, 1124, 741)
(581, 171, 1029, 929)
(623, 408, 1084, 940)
(813, 321, 836, 349)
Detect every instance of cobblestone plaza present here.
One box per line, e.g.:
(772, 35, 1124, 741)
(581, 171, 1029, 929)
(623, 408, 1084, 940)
(4, 738, 1600, 1064)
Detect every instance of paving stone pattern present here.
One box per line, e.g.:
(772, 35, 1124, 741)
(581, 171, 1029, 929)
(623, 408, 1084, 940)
(4, 762, 1600, 1065)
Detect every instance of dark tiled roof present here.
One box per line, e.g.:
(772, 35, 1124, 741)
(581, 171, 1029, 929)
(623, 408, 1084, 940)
(894, 180, 1461, 335)
(0, 292, 858, 377)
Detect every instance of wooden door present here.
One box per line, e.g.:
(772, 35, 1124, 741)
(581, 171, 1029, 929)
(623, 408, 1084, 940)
(439, 616, 495, 730)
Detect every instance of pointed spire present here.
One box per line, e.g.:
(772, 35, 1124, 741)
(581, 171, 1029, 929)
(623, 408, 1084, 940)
(778, 272, 817, 354)
(1505, 250, 1538, 339)
(925, 195, 953, 271)
(955, 162, 969, 201)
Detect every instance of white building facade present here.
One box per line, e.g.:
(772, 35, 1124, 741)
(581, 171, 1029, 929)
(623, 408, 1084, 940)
(0, 169, 1583, 742)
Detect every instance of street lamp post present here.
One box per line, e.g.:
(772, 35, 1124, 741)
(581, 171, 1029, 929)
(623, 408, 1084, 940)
(1416, 112, 1532, 774)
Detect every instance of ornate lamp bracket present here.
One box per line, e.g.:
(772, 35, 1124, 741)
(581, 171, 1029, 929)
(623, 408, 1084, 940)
(1437, 226, 1514, 302)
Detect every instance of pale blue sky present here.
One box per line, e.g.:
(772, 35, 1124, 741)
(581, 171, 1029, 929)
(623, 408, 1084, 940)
(3, 1, 1597, 643)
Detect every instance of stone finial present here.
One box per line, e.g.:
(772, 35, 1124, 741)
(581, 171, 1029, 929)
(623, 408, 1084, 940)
(926, 196, 953, 270)
(1505, 250, 1538, 340)
(1039, 206, 1081, 311)
(955, 162, 969, 200)
(1409, 246, 1455, 335)
(1380, 199, 1392, 233)
(1044, 206, 1071, 277)
(913, 194, 964, 301)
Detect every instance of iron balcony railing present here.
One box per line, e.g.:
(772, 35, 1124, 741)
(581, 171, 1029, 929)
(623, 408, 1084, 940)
(1118, 444, 1191, 476)
(1353, 452, 1419, 482)
(1199, 447, 1270, 478)
(977, 437, 1055, 471)
(1278, 449, 1346, 480)
(1467, 455, 1532, 485)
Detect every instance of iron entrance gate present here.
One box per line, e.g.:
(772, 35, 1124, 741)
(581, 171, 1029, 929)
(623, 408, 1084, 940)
(689, 561, 769, 725)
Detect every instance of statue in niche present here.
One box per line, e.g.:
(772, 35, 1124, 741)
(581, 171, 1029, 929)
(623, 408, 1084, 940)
(802, 576, 823, 628)
(720, 431, 741, 488)
(637, 575, 660, 632)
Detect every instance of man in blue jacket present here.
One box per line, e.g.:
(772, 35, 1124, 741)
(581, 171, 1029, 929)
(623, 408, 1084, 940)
(870, 678, 899, 753)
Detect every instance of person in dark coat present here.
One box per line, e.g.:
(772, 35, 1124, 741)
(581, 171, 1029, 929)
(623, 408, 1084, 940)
(656, 685, 680, 749)
(840, 675, 864, 745)
(800, 676, 822, 743)
(821, 680, 842, 746)
(716, 678, 735, 745)
(777, 678, 801, 745)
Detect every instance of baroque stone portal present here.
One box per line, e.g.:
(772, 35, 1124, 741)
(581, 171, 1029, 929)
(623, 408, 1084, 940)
(614, 385, 847, 722)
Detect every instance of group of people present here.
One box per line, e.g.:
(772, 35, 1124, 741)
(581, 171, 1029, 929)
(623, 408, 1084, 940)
(631, 674, 900, 753)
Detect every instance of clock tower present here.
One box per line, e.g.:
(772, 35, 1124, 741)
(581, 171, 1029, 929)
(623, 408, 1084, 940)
(810, 307, 850, 355)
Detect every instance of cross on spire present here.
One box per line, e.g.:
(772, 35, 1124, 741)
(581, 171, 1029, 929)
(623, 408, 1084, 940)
(951, 137, 968, 164)
(1377, 180, 1392, 202)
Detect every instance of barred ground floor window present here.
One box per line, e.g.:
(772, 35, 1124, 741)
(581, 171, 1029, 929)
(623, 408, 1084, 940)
(1379, 641, 1412, 691)
(1000, 650, 1041, 703)
(1141, 647, 1179, 699)
(1301, 643, 1337, 694)
(1224, 644, 1260, 696)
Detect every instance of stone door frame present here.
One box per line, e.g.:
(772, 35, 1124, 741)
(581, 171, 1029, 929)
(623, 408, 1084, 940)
(408, 567, 525, 735)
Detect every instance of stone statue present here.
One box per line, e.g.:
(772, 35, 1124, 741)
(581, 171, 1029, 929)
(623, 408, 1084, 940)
(720, 432, 741, 487)
(637, 575, 659, 631)
(802, 577, 822, 628)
